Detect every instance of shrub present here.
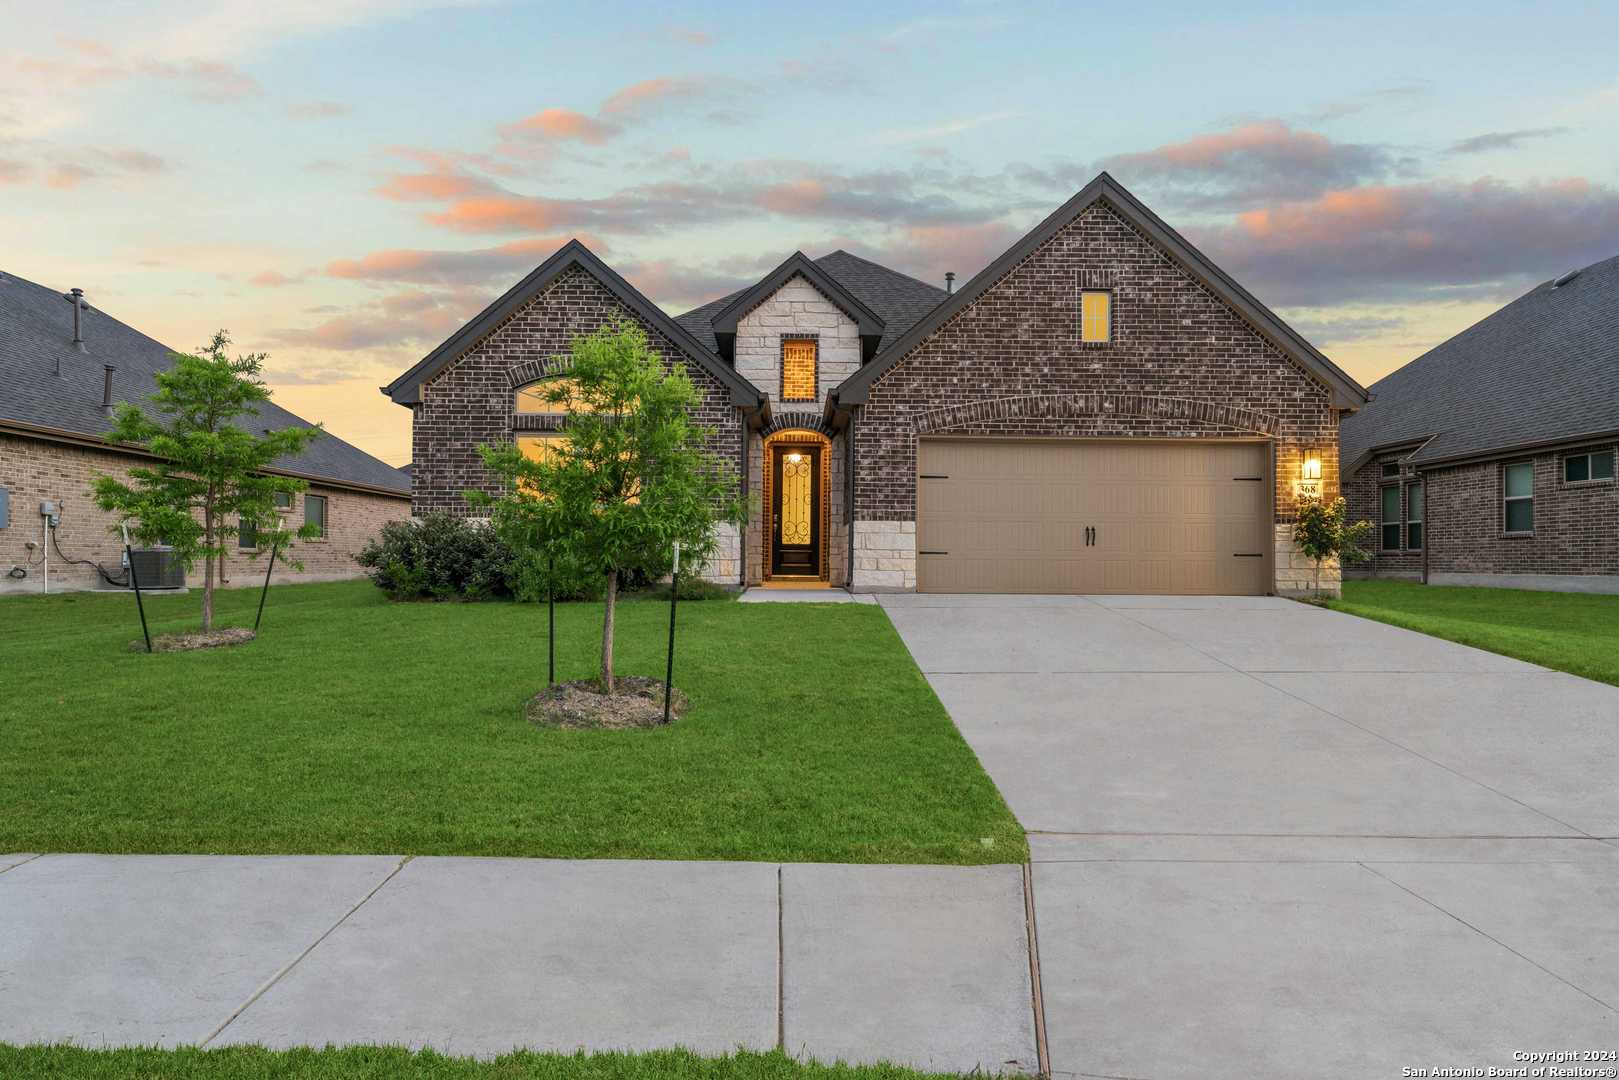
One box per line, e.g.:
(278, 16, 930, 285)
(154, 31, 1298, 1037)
(354, 513, 515, 601)
(624, 577, 736, 602)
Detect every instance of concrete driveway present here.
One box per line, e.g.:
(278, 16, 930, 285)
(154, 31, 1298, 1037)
(880, 593, 1619, 1079)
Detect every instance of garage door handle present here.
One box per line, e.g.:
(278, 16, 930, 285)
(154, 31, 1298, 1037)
(1233, 553, 1263, 557)
(919, 550, 948, 555)
(919, 474, 949, 479)
(1234, 477, 1264, 481)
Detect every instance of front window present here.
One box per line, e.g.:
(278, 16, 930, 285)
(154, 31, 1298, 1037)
(1381, 486, 1401, 550)
(1406, 482, 1423, 550)
(1504, 463, 1534, 533)
(1564, 450, 1615, 483)
(304, 494, 326, 538)
(1081, 291, 1111, 342)
(782, 339, 817, 401)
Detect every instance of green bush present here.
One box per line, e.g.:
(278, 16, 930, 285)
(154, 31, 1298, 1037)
(353, 514, 515, 601)
(624, 577, 737, 602)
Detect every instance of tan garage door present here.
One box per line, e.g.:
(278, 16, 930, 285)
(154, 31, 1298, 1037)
(917, 439, 1273, 594)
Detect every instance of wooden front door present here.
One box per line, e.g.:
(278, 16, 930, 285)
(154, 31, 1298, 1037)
(771, 443, 822, 577)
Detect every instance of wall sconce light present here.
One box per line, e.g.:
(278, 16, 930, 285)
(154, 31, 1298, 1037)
(1303, 449, 1322, 481)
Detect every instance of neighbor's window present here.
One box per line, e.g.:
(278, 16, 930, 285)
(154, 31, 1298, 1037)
(305, 494, 326, 538)
(1504, 463, 1534, 533)
(1406, 482, 1423, 551)
(1564, 450, 1615, 483)
(1381, 462, 1401, 477)
(516, 377, 585, 414)
(1081, 291, 1111, 342)
(782, 339, 817, 401)
(1381, 486, 1401, 550)
(238, 519, 257, 549)
(273, 491, 291, 509)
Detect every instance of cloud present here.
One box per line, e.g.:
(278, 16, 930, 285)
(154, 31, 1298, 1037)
(777, 54, 867, 92)
(1098, 121, 1400, 212)
(6, 143, 172, 189)
(1308, 83, 1431, 123)
(286, 100, 349, 118)
(250, 270, 305, 286)
(1444, 128, 1568, 155)
(266, 286, 483, 351)
(599, 74, 752, 118)
(843, 221, 1024, 284)
(1191, 177, 1619, 306)
(1280, 313, 1408, 346)
(616, 258, 756, 309)
(660, 23, 711, 47)
(0, 158, 30, 184)
(499, 108, 621, 146)
(325, 235, 599, 284)
(19, 50, 263, 102)
(872, 111, 1021, 145)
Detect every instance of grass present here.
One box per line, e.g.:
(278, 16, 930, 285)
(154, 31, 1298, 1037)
(1330, 579, 1619, 686)
(0, 579, 1024, 864)
(0, 1046, 961, 1080)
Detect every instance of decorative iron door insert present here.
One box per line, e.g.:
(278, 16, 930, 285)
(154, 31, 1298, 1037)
(771, 443, 822, 577)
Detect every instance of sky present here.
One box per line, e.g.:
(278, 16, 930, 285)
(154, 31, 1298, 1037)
(5, 0, 1619, 467)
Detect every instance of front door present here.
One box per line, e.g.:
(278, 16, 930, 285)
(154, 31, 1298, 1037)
(771, 443, 822, 578)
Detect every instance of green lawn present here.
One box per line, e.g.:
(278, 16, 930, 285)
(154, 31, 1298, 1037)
(1330, 579, 1619, 686)
(0, 579, 1023, 864)
(0, 1046, 957, 1080)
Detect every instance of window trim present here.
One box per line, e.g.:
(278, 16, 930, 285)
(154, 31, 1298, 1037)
(1562, 448, 1616, 486)
(1502, 461, 1535, 536)
(1080, 289, 1112, 344)
(1380, 484, 1402, 551)
(780, 334, 819, 403)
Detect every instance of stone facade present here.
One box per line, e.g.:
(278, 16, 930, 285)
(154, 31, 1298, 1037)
(0, 431, 409, 595)
(732, 275, 861, 408)
(852, 519, 916, 591)
(1346, 440, 1619, 590)
(849, 199, 1343, 595)
(411, 264, 741, 530)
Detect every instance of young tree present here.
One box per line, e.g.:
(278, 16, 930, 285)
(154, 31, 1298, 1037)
(92, 331, 323, 631)
(470, 320, 747, 692)
(1292, 494, 1374, 593)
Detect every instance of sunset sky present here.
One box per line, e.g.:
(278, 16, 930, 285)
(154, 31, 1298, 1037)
(5, 0, 1618, 466)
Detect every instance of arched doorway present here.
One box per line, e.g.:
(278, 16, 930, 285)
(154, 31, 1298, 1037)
(761, 428, 831, 582)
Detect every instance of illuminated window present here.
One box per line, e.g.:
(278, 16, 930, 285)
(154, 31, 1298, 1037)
(517, 435, 638, 503)
(516, 378, 584, 413)
(782, 339, 817, 401)
(1081, 291, 1111, 342)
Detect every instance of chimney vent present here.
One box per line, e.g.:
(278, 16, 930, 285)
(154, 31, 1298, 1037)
(69, 287, 86, 351)
(945, 272, 955, 294)
(103, 365, 116, 408)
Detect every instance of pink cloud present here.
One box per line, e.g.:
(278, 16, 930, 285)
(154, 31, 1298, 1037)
(325, 235, 604, 285)
(250, 270, 304, 287)
(599, 73, 749, 118)
(500, 108, 621, 146)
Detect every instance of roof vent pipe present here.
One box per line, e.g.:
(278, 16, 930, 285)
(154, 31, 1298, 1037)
(1552, 269, 1580, 288)
(103, 365, 116, 408)
(945, 271, 955, 294)
(70, 287, 86, 350)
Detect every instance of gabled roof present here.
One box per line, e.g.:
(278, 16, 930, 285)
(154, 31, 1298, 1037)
(1341, 254, 1619, 470)
(829, 172, 1371, 411)
(674, 250, 946, 357)
(0, 269, 409, 496)
(707, 251, 886, 364)
(383, 239, 761, 408)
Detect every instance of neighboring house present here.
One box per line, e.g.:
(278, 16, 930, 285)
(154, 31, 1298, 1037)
(1, 270, 411, 595)
(387, 172, 1371, 596)
(1342, 255, 1619, 594)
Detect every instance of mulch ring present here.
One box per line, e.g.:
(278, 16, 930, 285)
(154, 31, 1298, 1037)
(524, 676, 689, 730)
(130, 627, 256, 653)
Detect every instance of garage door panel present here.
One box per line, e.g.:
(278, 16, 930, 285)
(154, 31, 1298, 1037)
(917, 439, 1273, 595)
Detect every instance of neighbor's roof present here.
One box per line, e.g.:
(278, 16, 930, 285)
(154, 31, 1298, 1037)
(675, 249, 947, 357)
(0, 270, 410, 495)
(1341, 254, 1619, 469)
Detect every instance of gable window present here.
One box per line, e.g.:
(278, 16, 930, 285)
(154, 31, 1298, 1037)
(516, 377, 584, 413)
(1081, 291, 1111, 342)
(305, 494, 326, 538)
(1503, 463, 1534, 533)
(1381, 462, 1401, 477)
(1564, 450, 1615, 484)
(782, 338, 817, 401)
(1406, 482, 1423, 550)
(1381, 486, 1401, 550)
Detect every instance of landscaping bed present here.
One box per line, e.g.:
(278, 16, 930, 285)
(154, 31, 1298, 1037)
(0, 579, 1025, 864)
(1330, 580, 1619, 687)
(525, 676, 688, 729)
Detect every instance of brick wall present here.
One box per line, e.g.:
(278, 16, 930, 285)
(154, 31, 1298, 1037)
(412, 265, 741, 530)
(851, 199, 1342, 592)
(1344, 449, 1424, 580)
(0, 432, 409, 594)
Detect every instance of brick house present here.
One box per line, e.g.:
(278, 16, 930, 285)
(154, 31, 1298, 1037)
(1342, 255, 1619, 594)
(1, 270, 411, 595)
(388, 173, 1371, 596)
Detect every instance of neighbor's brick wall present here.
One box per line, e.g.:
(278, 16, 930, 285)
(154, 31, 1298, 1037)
(1344, 450, 1424, 579)
(733, 275, 861, 408)
(855, 200, 1341, 526)
(412, 265, 741, 533)
(0, 432, 409, 593)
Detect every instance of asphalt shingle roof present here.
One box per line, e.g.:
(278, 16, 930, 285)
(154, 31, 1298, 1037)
(1341, 255, 1619, 468)
(673, 250, 948, 357)
(1, 270, 410, 494)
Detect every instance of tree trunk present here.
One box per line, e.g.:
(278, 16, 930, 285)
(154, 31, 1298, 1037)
(1313, 558, 1321, 594)
(600, 567, 617, 693)
(202, 502, 215, 631)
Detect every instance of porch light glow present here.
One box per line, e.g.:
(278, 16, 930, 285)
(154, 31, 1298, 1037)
(787, 453, 802, 463)
(1303, 450, 1322, 481)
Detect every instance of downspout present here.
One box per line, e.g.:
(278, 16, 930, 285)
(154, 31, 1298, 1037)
(831, 397, 858, 592)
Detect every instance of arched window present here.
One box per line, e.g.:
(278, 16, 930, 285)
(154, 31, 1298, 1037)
(515, 377, 584, 414)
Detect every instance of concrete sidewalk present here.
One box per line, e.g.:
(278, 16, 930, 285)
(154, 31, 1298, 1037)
(881, 593, 1619, 1079)
(0, 854, 1038, 1074)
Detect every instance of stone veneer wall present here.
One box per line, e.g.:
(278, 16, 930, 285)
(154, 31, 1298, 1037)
(732, 275, 860, 408)
(0, 432, 409, 594)
(850, 199, 1344, 595)
(412, 264, 740, 523)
